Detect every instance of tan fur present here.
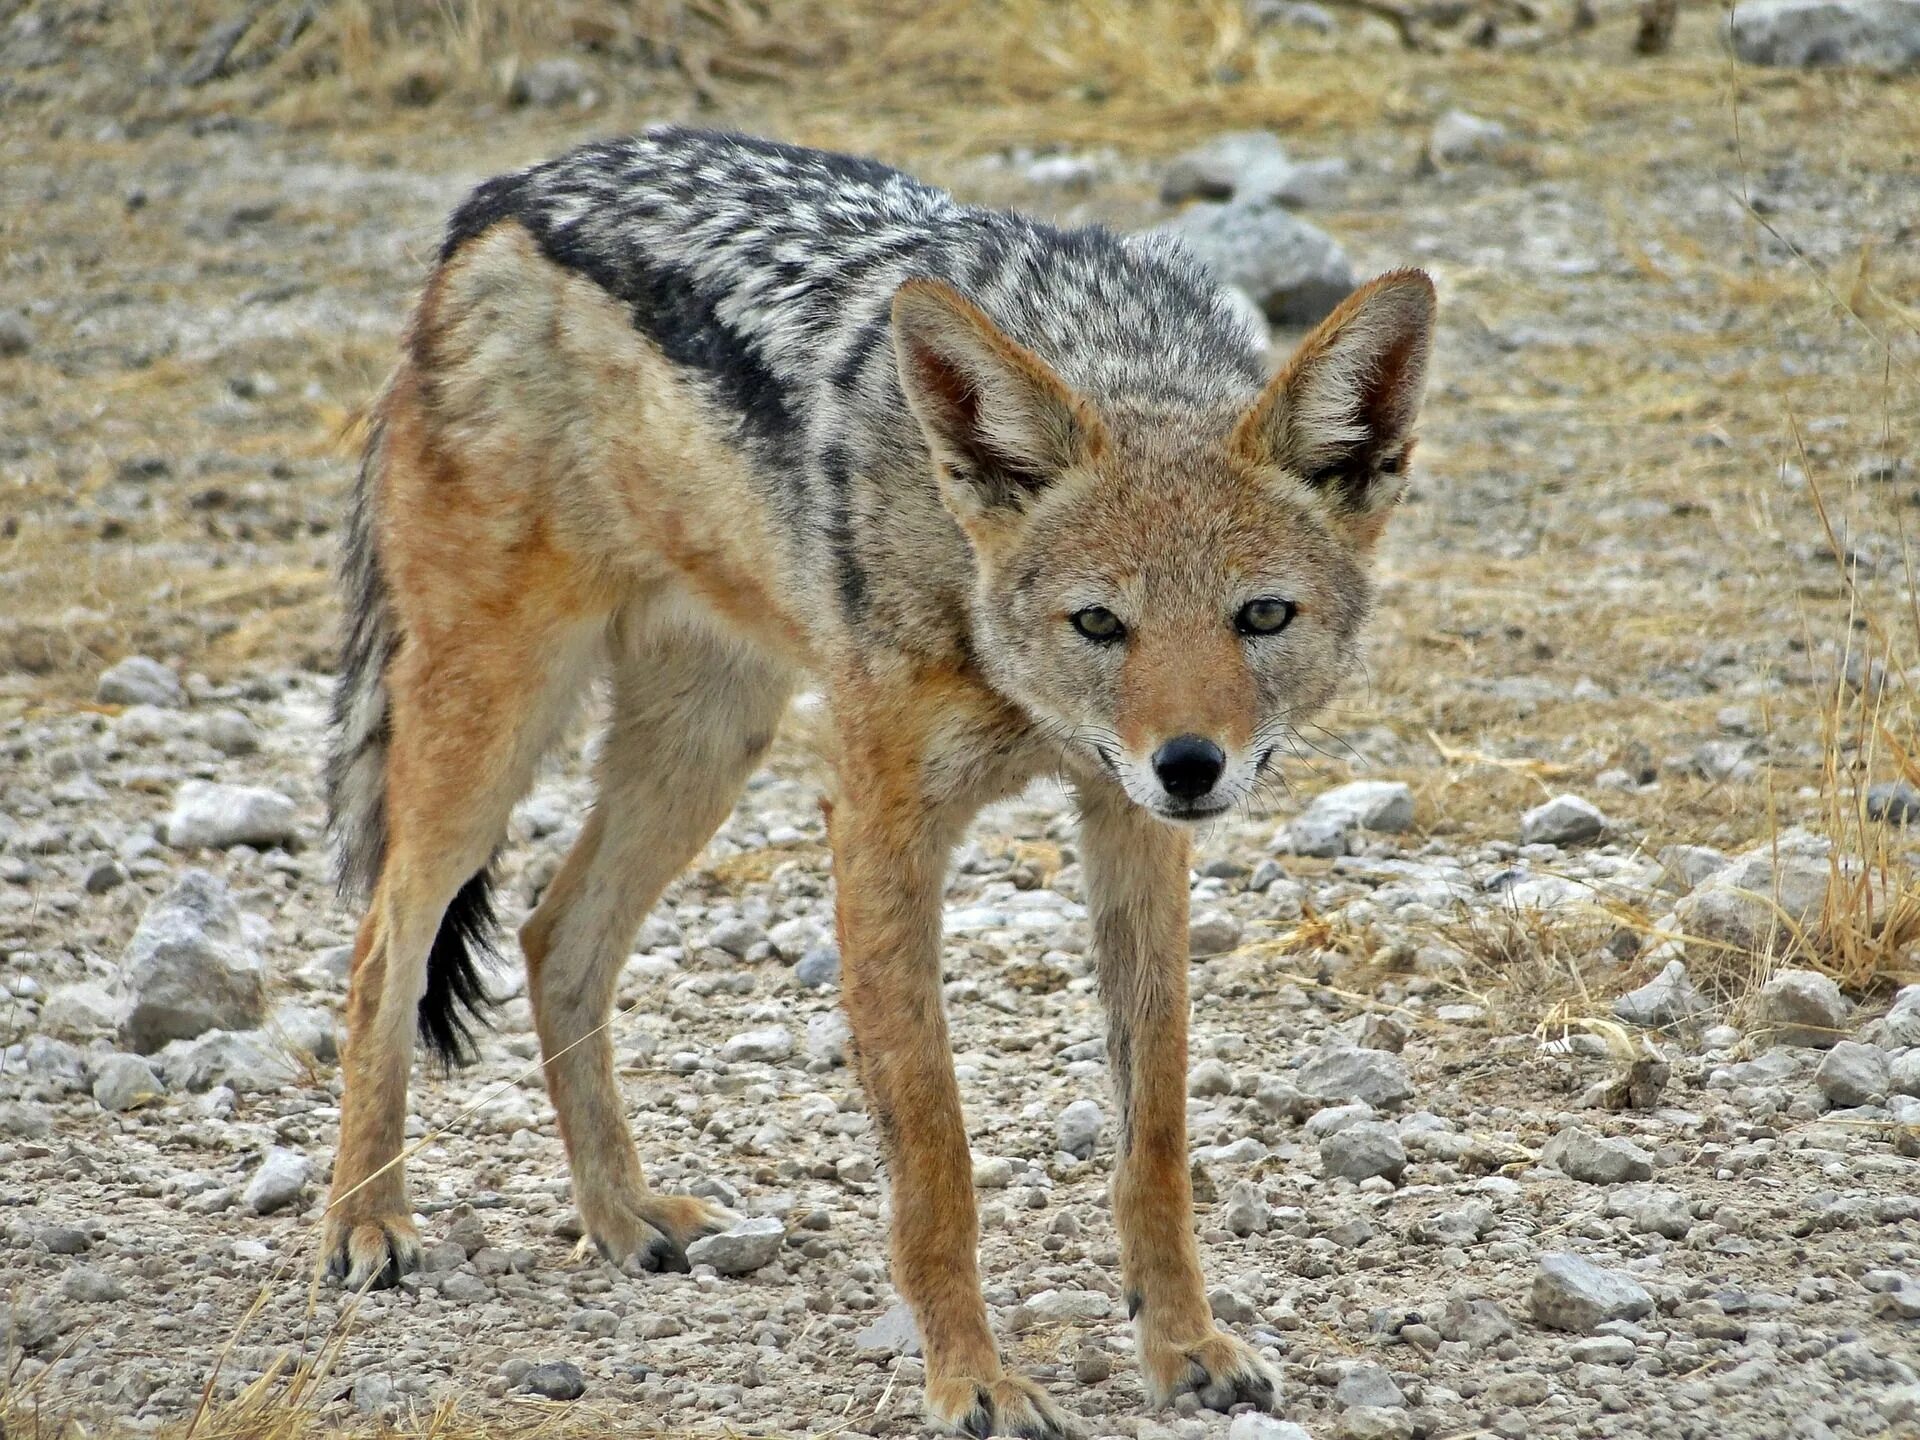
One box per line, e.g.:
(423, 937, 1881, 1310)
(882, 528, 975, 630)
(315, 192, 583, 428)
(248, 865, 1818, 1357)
(323, 224, 1433, 1436)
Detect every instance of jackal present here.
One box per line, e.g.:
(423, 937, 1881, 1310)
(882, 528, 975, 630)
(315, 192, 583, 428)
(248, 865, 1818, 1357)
(323, 125, 1434, 1437)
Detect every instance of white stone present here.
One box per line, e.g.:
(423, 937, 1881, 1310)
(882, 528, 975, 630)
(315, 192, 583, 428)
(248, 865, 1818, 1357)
(244, 1147, 312, 1215)
(165, 781, 298, 850)
(120, 870, 267, 1051)
(685, 1215, 784, 1274)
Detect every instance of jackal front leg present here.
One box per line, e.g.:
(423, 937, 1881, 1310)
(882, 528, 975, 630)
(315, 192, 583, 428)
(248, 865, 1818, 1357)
(833, 744, 1079, 1440)
(1078, 781, 1280, 1414)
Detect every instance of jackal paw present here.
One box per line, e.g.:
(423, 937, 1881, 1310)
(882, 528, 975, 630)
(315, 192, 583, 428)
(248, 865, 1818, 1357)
(582, 1190, 736, 1275)
(322, 1210, 422, 1291)
(926, 1371, 1083, 1440)
(1142, 1328, 1279, 1413)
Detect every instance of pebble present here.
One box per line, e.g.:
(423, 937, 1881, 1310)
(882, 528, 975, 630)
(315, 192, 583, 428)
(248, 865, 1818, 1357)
(1603, 1185, 1693, 1238)
(1055, 1098, 1103, 1159)
(720, 1026, 793, 1064)
(1727, 0, 1920, 70)
(1815, 1040, 1889, 1106)
(91, 1052, 167, 1112)
(41, 982, 126, 1038)
(1542, 1125, 1655, 1184)
(1296, 1045, 1413, 1108)
(1153, 200, 1355, 326)
(1229, 1418, 1312, 1440)
(1612, 960, 1707, 1028)
(1340, 1406, 1415, 1440)
(509, 57, 596, 108)
(794, 944, 840, 988)
(1189, 910, 1244, 956)
(1568, 1334, 1637, 1365)
(1159, 130, 1345, 208)
(1335, 1361, 1407, 1409)
(1752, 967, 1854, 1047)
(243, 1146, 312, 1215)
(805, 1010, 851, 1065)
(855, 1302, 922, 1357)
(1531, 1253, 1654, 1332)
(684, 1215, 784, 1274)
(96, 655, 184, 708)
(1866, 780, 1920, 824)
(1320, 1121, 1406, 1183)
(520, 1360, 586, 1400)
(1275, 780, 1415, 857)
(119, 870, 268, 1050)
(164, 781, 299, 850)
(1519, 794, 1606, 847)
(1427, 109, 1509, 165)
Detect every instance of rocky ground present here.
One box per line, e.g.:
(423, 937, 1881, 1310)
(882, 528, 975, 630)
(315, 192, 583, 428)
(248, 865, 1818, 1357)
(3, 3, 1920, 1439)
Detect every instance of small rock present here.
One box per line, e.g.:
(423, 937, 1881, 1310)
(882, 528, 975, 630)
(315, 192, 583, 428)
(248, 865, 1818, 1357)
(1021, 1289, 1113, 1325)
(520, 1360, 586, 1400)
(1483, 1371, 1550, 1407)
(1189, 910, 1244, 956)
(92, 1053, 167, 1112)
(165, 781, 298, 850)
(1276, 781, 1415, 857)
(202, 708, 260, 756)
(1568, 1334, 1636, 1365)
(120, 870, 267, 1051)
(1542, 1125, 1655, 1184)
(1612, 960, 1707, 1028)
(1727, 0, 1920, 70)
(97, 655, 184, 708)
(62, 1265, 127, 1302)
(351, 1374, 394, 1414)
(1815, 1040, 1890, 1106)
(37, 1225, 93, 1254)
(805, 1010, 851, 1066)
(40, 982, 127, 1039)
(707, 918, 769, 959)
(794, 944, 841, 988)
(1189, 1058, 1237, 1096)
(83, 859, 127, 894)
(1222, 1180, 1269, 1236)
(1752, 968, 1854, 1047)
(0, 309, 34, 357)
(509, 56, 596, 108)
(684, 1215, 784, 1274)
(1056, 1098, 1104, 1160)
(1520, 794, 1606, 847)
(1320, 1121, 1406, 1183)
(1657, 844, 1731, 892)
(1153, 201, 1355, 326)
(1297, 1045, 1413, 1108)
(854, 1302, 922, 1357)
(720, 1026, 793, 1064)
(1531, 1253, 1654, 1332)
(1228, 1417, 1313, 1440)
(1677, 836, 1831, 957)
(1074, 1344, 1114, 1384)
(1603, 1185, 1693, 1238)
(244, 1147, 312, 1215)
(1160, 130, 1346, 208)
(1427, 109, 1509, 165)
(1340, 1407, 1414, 1440)
(1867, 780, 1920, 825)
(157, 1029, 299, 1093)
(1335, 1362, 1407, 1409)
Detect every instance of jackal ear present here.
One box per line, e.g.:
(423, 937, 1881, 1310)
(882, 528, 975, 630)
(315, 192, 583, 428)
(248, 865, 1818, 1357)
(1232, 268, 1435, 528)
(892, 279, 1104, 534)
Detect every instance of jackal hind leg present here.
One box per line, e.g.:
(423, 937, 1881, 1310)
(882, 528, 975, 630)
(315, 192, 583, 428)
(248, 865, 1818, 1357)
(521, 599, 793, 1272)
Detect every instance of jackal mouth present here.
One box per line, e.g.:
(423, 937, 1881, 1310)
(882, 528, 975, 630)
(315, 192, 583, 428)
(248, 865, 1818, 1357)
(1154, 797, 1233, 823)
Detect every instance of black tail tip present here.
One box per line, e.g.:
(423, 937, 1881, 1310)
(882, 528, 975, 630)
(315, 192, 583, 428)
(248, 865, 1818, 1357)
(418, 870, 499, 1068)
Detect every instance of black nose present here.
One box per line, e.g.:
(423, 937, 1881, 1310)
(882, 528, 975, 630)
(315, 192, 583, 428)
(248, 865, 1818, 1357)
(1152, 734, 1225, 802)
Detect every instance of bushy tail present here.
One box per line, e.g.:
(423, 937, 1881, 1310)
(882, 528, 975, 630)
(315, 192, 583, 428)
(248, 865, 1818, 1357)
(325, 404, 496, 1067)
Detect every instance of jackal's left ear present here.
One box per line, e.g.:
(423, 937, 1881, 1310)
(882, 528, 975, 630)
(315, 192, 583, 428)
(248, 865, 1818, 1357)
(892, 279, 1105, 539)
(1232, 269, 1435, 532)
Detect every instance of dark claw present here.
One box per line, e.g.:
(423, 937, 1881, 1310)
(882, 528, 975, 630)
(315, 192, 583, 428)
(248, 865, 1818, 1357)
(961, 1392, 994, 1439)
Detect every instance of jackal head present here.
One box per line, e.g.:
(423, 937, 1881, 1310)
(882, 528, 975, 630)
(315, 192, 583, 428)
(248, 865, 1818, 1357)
(893, 268, 1435, 822)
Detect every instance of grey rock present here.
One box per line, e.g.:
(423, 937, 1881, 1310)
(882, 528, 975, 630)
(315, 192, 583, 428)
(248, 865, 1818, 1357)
(520, 1360, 586, 1400)
(1889, 1050, 1920, 1096)
(97, 655, 184, 708)
(1340, 1406, 1414, 1440)
(509, 56, 596, 107)
(1568, 1334, 1637, 1364)
(62, 1265, 127, 1302)
(1228, 1417, 1312, 1440)
(1189, 910, 1244, 956)
(1154, 201, 1355, 326)
(120, 870, 267, 1050)
(1277, 781, 1416, 857)
(202, 708, 260, 756)
(271, 1002, 339, 1063)
(1542, 1125, 1655, 1184)
(1056, 1098, 1104, 1159)
(40, 982, 128, 1038)
(1335, 1361, 1407, 1408)
(1612, 961, 1707, 1028)
(1877, 984, 1920, 1047)
(1727, 0, 1920, 69)
(1520, 794, 1606, 847)
(1815, 1040, 1890, 1105)
(707, 918, 769, 958)
(684, 1215, 784, 1274)
(439, 1270, 491, 1303)
(1753, 967, 1854, 1047)
(1189, 1057, 1237, 1096)
(805, 1010, 851, 1066)
(854, 1302, 922, 1357)
(1222, 1180, 1269, 1236)
(1531, 1253, 1654, 1332)
(1867, 780, 1920, 824)
(1306, 1100, 1375, 1137)
(1603, 1185, 1692, 1238)
(720, 1026, 793, 1064)
(0, 1100, 53, 1137)
(794, 944, 840, 988)
(1428, 108, 1509, 165)
(1657, 844, 1731, 892)
(1297, 1045, 1414, 1108)
(164, 781, 298, 850)
(244, 1147, 312, 1215)
(1676, 835, 1831, 956)
(350, 1374, 393, 1414)
(38, 1225, 93, 1254)
(157, 1029, 299, 1093)
(0, 309, 34, 357)
(92, 1053, 167, 1112)
(1020, 1289, 1113, 1325)
(83, 859, 127, 894)
(1160, 130, 1346, 208)
(1320, 1121, 1407, 1183)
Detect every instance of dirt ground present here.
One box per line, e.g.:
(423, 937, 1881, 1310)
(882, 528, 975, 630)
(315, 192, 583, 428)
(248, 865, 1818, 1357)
(2, 3, 1918, 1439)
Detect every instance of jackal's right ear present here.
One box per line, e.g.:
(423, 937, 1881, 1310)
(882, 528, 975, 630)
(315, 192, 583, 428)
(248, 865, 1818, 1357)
(892, 279, 1104, 539)
(1232, 268, 1435, 538)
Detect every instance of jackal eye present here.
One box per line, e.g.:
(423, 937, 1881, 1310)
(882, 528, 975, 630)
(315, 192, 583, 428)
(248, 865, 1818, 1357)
(1235, 597, 1297, 636)
(1070, 606, 1126, 643)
